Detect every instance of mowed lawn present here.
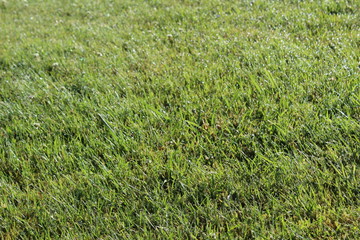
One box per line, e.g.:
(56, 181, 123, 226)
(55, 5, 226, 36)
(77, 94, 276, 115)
(0, 0, 359, 239)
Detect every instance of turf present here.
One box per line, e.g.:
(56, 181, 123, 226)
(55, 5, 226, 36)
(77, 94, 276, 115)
(0, 0, 359, 239)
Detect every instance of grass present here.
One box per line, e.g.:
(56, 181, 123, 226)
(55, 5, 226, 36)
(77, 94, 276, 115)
(0, 0, 359, 239)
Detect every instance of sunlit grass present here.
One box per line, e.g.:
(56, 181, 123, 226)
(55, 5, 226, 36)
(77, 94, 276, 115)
(0, 0, 359, 238)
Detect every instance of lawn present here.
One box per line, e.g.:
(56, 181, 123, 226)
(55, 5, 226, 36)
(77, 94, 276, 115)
(0, 0, 359, 239)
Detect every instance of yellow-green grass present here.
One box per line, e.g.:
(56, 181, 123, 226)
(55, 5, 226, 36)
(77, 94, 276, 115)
(0, 0, 359, 239)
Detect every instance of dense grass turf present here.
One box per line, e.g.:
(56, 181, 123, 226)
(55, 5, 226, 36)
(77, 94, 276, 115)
(1, 0, 359, 238)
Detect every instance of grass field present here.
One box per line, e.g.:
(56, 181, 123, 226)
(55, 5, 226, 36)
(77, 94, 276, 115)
(0, 0, 359, 239)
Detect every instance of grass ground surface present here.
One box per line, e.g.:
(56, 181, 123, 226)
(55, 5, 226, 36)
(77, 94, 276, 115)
(0, 0, 359, 239)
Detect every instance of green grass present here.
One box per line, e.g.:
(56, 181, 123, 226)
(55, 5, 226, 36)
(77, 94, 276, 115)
(0, 0, 359, 239)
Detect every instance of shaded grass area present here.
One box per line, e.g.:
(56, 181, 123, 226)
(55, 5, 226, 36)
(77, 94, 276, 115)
(0, 0, 359, 238)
